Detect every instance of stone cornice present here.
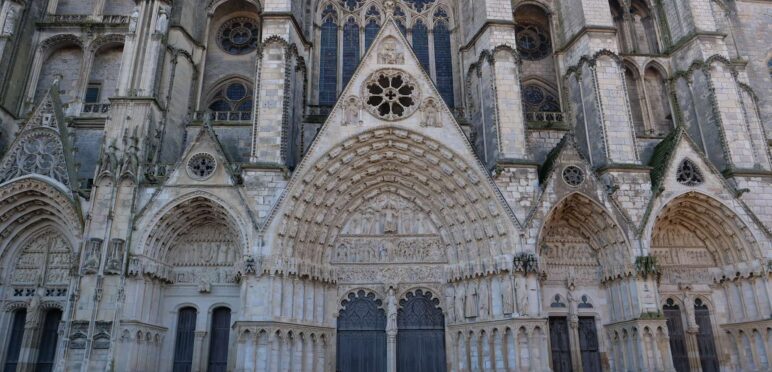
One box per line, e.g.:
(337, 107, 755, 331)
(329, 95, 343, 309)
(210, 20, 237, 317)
(260, 12, 311, 48)
(459, 20, 516, 53)
(554, 26, 617, 55)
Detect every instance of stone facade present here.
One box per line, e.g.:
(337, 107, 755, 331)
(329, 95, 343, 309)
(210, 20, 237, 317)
(0, 1, 769, 371)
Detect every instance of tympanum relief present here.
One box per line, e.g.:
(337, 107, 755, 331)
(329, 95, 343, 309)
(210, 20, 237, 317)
(332, 193, 447, 284)
(166, 225, 239, 289)
(11, 230, 71, 297)
(652, 224, 719, 283)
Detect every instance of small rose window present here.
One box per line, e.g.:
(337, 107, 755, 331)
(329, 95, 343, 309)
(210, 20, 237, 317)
(562, 165, 585, 187)
(187, 153, 217, 180)
(363, 70, 420, 120)
(217, 17, 259, 55)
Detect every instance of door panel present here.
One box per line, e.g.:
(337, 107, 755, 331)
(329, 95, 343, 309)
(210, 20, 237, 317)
(549, 317, 572, 372)
(664, 302, 689, 372)
(337, 290, 387, 372)
(578, 317, 601, 372)
(694, 301, 719, 372)
(208, 307, 231, 372)
(397, 289, 446, 372)
(173, 307, 197, 372)
(35, 309, 62, 372)
(4, 309, 26, 372)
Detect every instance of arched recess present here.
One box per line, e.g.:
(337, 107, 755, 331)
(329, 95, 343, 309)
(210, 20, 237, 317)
(85, 38, 125, 111)
(514, 3, 559, 112)
(608, 0, 661, 54)
(622, 61, 647, 136)
(141, 195, 246, 271)
(200, 0, 260, 113)
(206, 77, 255, 121)
(650, 192, 766, 323)
(33, 37, 84, 107)
(538, 193, 632, 281)
(270, 127, 518, 281)
(642, 62, 673, 136)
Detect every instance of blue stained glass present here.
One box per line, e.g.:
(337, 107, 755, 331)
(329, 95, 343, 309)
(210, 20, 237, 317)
(394, 7, 407, 36)
(319, 17, 338, 106)
(342, 18, 360, 88)
(226, 83, 246, 100)
(237, 99, 253, 111)
(405, 0, 435, 12)
(412, 21, 430, 73)
(209, 100, 230, 112)
(365, 19, 380, 51)
(433, 21, 454, 107)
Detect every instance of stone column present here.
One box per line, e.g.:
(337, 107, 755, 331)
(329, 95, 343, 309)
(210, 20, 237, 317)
(386, 287, 398, 372)
(16, 292, 43, 372)
(192, 330, 208, 372)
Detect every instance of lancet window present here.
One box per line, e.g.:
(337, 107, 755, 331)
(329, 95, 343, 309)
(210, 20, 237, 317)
(316, 0, 456, 108)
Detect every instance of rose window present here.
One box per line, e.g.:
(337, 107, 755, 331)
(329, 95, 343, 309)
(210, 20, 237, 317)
(516, 24, 552, 60)
(562, 166, 585, 187)
(217, 18, 259, 55)
(676, 159, 703, 186)
(187, 153, 217, 180)
(364, 70, 420, 120)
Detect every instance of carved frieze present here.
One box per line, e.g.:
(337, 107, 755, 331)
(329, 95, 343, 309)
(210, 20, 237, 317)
(336, 265, 445, 284)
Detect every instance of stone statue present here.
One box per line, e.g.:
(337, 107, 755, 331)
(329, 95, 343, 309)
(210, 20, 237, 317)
(421, 98, 441, 128)
(378, 39, 404, 65)
(386, 287, 398, 333)
(155, 8, 168, 34)
(464, 282, 478, 318)
(198, 272, 212, 293)
(343, 96, 361, 126)
(26, 290, 42, 327)
(515, 274, 528, 316)
(444, 285, 456, 322)
(567, 281, 578, 324)
(129, 7, 140, 33)
(2, 7, 17, 36)
(501, 275, 515, 315)
(454, 283, 465, 322)
(478, 279, 490, 319)
(82, 240, 101, 275)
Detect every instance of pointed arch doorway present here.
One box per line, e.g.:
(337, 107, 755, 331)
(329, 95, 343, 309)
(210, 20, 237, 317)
(397, 290, 446, 372)
(336, 290, 387, 372)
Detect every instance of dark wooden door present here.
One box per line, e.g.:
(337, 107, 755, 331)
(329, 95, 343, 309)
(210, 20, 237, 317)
(397, 290, 446, 372)
(694, 300, 719, 372)
(3, 309, 26, 372)
(549, 317, 572, 372)
(337, 290, 387, 372)
(664, 300, 689, 372)
(173, 307, 197, 372)
(578, 317, 601, 372)
(35, 309, 62, 372)
(208, 307, 231, 372)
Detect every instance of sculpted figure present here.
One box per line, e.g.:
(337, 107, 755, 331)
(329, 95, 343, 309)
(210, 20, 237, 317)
(464, 282, 478, 318)
(378, 39, 404, 64)
(386, 287, 398, 333)
(129, 7, 140, 32)
(478, 279, 490, 319)
(454, 283, 465, 321)
(421, 98, 441, 128)
(515, 274, 528, 316)
(343, 96, 361, 126)
(2, 7, 17, 36)
(155, 8, 168, 34)
(501, 275, 515, 315)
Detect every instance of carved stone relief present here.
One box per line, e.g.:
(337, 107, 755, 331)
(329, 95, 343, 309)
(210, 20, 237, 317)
(12, 231, 71, 286)
(377, 38, 405, 65)
(420, 98, 442, 128)
(166, 225, 239, 286)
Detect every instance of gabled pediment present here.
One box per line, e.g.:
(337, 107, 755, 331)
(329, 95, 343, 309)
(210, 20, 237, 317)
(163, 119, 240, 187)
(0, 84, 77, 190)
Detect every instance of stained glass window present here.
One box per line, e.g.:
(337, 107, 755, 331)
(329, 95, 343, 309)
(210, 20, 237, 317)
(516, 23, 552, 61)
(208, 81, 254, 119)
(434, 16, 454, 107)
(365, 7, 381, 50)
(412, 20, 430, 73)
(522, 85, 561, 112)
(342, 17, 360, 88)
(319, 6, 338, 106)
(404, 0, 436, 12)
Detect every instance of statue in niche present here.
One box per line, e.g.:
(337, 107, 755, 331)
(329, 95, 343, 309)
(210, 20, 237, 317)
(420, 98, 441, 128)
(104, 239, 125, 275)
(383, 202, 397, 234)
(342, 96, 362, 126)
(464, 282, 478, 318)
(515, 275, 528, 316)
(478, 279, 490, 319)
(155, 8, 169, 34)
(567, 280, 578, 325)
(82, 239, 101, 275)
(501, 276, 515, 315)
(378, 39, 404, 65)
(386, 287, 398, 333)
(2, 7, 17, 36)
(444, 286, 456, 322)
(26, 289, 42, 327)
(129, 7, 140, 33)
(454, 283, 465, 322)
(198, 272, 212, 293)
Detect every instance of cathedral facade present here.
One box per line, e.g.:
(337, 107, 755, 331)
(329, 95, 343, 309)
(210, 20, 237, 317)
(0, 0, 769, 371)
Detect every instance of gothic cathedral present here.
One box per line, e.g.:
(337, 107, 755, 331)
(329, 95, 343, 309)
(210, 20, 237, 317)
(0, 0, 769, 371)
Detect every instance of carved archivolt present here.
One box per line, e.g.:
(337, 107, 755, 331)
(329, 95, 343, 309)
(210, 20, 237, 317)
(271, 127, 517, 282)
(539, 193, 632, 281)
(651, 193, 761, 277)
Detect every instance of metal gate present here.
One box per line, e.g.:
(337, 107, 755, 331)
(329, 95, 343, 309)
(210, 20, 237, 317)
(336, 290, 387, 372)
(35, 309, 62, 372)
(664, 299, 689, 372)
(578, 317, 601, 372)
(208, 307, 232, 372)
(694, 299, 719, 372)
(397, 289, 446, 372)
(549, 317, 572, 372)
(173, 307, 197, 372)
